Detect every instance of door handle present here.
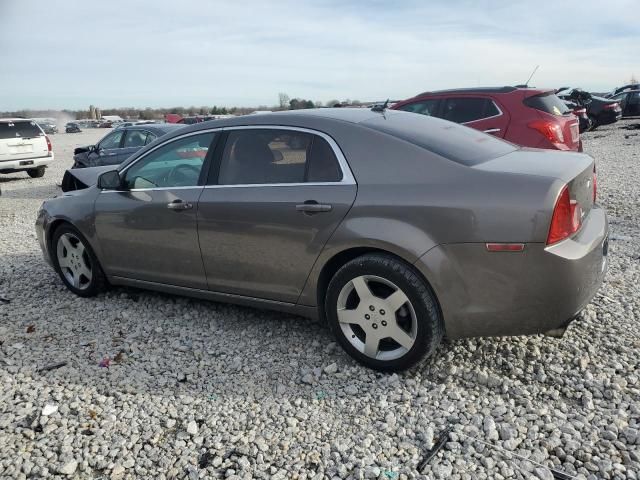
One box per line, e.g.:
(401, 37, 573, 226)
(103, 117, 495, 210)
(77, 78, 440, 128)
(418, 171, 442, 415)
(296, 201, 332, 213)
(167, 199, 193, 211)
(483, 128, 501, 134)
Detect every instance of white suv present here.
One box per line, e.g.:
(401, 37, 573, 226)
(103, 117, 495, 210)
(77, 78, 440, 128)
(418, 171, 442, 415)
(0, 118, 54, 178)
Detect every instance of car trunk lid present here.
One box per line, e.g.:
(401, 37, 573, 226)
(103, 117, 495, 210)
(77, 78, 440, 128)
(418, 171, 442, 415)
(474, 148, 595, 218)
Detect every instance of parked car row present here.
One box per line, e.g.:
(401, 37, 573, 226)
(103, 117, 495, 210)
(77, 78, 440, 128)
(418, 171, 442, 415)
(556, 88, 622, 131)
(391, 86, 582, 151)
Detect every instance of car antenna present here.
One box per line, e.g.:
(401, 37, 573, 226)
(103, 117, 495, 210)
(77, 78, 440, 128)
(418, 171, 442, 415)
(371, 99, 389, 113)
(522, 65, 539, 87)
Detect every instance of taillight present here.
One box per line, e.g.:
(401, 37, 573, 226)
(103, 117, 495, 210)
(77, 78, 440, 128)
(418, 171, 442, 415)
(603, 103, 620, 111)
(529, 120, 564, 144)
(45, 136, 52, 153)
(547, 185, 582, 245)
(574, 108, 587, 115)
(592, 164, 597, 203)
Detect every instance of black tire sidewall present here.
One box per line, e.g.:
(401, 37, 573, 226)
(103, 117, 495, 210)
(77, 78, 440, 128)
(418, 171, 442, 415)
(325, 254, 442, 372)
(51, 224, 104, 297)
(27, 167, 45, 178)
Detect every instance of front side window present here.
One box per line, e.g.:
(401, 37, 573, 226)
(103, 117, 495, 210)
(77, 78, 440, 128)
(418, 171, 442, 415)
(397, 99, 440, 117)
(123, 130, 148, 148)
(441, 98, 500, 123)
(217, 129, 343, 185)
(144, 132, 157, 145)
(124, 132, 215, 189)
(99, 131, 124, 150)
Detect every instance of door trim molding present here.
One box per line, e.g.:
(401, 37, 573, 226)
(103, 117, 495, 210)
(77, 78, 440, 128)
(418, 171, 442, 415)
(109, 275, 318, 319)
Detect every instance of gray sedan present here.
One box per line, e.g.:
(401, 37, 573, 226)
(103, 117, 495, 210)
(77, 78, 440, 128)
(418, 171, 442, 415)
(36, 108, 608, 371)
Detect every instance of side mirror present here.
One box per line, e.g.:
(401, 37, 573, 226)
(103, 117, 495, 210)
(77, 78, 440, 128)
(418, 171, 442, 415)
(97, 170, 122, 190)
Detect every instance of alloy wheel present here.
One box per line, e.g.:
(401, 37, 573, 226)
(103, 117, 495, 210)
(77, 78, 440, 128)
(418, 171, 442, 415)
(336, 275, 417, 361)
(56, 232, 93, 290)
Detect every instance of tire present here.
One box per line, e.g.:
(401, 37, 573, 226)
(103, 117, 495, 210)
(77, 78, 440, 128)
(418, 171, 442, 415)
(325, 253, 443, 371)
(51, 224, 107, 297)
(27, 166, 45, 178)
(588, 115, 598, 131)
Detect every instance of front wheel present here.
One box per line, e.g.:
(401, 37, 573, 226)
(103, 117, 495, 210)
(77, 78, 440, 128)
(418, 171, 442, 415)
(325, 254, 443, 371)
(27, 166, 45, 178)
(51, 224, 107, 297)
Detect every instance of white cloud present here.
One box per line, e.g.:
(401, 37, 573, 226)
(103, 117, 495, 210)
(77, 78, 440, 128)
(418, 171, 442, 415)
(0, 0, 636, 109)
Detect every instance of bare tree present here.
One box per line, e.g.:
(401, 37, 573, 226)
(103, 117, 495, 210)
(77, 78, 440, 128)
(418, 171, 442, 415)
(278, 93, 290, 109)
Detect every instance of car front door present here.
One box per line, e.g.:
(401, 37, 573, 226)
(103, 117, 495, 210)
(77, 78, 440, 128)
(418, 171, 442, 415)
(197, 127, 357, 303)
(94, 131, 217, 288)
(440, 97, 510, 138)
(88, 130, 125, 167)
(118, 129, 153, 164)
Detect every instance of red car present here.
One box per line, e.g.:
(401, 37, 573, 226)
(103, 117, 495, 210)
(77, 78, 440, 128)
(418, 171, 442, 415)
(391, 87, 581, 151)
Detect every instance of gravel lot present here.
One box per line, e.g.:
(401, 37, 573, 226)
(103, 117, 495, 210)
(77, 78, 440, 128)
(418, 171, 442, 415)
(0, 122, 639, 480)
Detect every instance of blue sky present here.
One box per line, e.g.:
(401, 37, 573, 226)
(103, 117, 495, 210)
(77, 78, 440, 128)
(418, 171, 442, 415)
(0, 0, 637, 110)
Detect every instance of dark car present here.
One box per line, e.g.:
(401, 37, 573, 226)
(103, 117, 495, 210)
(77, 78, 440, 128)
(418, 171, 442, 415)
(557, 88, 622, 130)
(391, 87, 581, 151)
(563, 100, 591, 133)
(65, 122, 81, 133)
(38, 122, 58, 135)
(607, 83, 640, 97)
(39, 108, 607, 371)
(71, 124, 184, 168)
(608, 90, 640, 117)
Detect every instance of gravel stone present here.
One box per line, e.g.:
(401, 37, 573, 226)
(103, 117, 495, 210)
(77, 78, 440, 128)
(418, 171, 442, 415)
(0, 122, 639, 478)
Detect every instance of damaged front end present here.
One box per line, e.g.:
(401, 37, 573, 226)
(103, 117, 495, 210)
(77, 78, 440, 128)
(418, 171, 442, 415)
(61, 165, 118, 192)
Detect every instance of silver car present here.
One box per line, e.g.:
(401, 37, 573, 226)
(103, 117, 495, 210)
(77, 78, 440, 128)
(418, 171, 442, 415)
(36, 108, 608, 371)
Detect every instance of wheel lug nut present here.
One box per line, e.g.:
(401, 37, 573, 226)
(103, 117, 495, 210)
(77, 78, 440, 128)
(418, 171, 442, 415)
(382, 321, 387, 326)
(380, 309, 385, 315)
(372, 323, 378, 329)
(365, 314, 370, 320)
(369, 305, 375, 311)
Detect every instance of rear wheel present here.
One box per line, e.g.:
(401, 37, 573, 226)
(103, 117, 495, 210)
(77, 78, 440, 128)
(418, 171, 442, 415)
(27, 167, 45, 178)
(588, 115, 599, 131)
(52, 224, 107, 297)
(325, 254, 443, 371)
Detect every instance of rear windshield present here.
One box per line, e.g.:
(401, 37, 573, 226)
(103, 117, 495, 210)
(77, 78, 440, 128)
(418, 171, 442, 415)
(361, 111, 517, 166)
(0, 120, 43, 139)
(523, 92, 570, 116)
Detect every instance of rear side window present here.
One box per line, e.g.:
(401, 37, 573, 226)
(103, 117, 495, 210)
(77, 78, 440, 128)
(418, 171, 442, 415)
(0, 121, 43, 139)
(307, 136, 342, 182)
(524, 92, 570, 116)
(145, 132, 157, 145)
(397, 99, 439, 117)
(217, 129, 343, 185)
(441, 98, 500, 123)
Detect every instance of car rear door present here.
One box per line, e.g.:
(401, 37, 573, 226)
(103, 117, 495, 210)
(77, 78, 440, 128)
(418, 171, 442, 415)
(627, 92, 640, 116)
(197, 127, 357, 303)
(0, 120, 48, 163)
(94, 131, 217, 288)
(440, 97, 510, 138)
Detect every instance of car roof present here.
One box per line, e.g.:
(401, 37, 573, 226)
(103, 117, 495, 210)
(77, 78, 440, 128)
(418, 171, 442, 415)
(125, 123, 184, 134)
(0, 118, 33, 122)
(409, 86, 555, 98)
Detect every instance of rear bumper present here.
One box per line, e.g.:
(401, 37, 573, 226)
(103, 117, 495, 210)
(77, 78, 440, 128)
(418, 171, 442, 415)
(596, 111, 622, 125)
(0, 154, 54, 172)
(415, 206, 608, 338)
